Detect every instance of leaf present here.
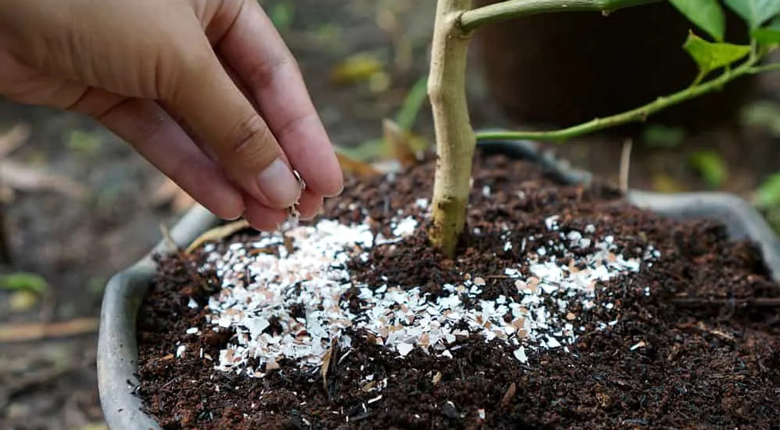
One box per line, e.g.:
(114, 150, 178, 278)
(688, 150, 728, 187)
(383, 118, 420, 167)
(752, 16, 780, 43)
(0, 160, 89, 200)
(739, 100, 780, 136)
(683, 32, 751, 83)
(755, 172, 780, 207)
(330, 53, 384, 84)
(269, 2, 295, 30)
(651, 173, 687, 193)
(396, 76, 429, 131)
(0, 272, 48, 294)
(10, 291, 39, 313)
(338, 139, 387, 162)
(335, 149, 380, 177)
(641, 124, 687, 148)
(669, 0, 726, 41)
(66, 130, 101, 156)
(723, 0, 780, 30)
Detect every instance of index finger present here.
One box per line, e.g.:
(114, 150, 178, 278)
(210, 0, 344, 198)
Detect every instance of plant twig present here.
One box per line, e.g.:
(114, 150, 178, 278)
(475, 55, 760, 143)
(429, 0, 476, 258)
(748, 62, 780, 74)
(185, 219, 251, 254)
(0, 317, 99, 343)
(458, 0, 660, 33)
(619, 138, 632, 194)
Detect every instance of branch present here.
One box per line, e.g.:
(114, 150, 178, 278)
(748, 62, 780, 74)
(458, 0, 661, 33)
(428, 0, 476, 257)
(476, 56, 761, 143)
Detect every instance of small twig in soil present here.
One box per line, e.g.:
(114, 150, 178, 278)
(501, 382, 517, 407)
(676, 321, 735, 341)
(185, 219, 251, 254)
(0, 317, 99, 343)
(159, 223, 178, 252)
(321, 338, 339, 392)
(619, 138, 632, 194)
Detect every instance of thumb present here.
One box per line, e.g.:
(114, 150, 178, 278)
(161, 39, 301, 210)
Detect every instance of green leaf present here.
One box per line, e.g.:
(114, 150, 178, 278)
(66, 129, 101, 156)
(669, 0, 726, 41)
(756, 172, 780, 207)
(739, 100, 780, 136)
(396, 76, 429, 132)
(0, 273, 48, 294)
(641, 124, 687, 148)
(752, 16, 780, 43)
(688, 150, 728, 188)
(683, 32, 751, 83)
(723, 0, 780, 30)
(269, 2, 295, 30)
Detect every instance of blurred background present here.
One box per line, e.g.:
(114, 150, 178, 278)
(4, 1, 780, 428)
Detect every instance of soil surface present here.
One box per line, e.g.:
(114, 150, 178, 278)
(136, 152, 780, 430)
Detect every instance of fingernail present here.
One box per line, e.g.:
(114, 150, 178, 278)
(257, 158, 301, 207)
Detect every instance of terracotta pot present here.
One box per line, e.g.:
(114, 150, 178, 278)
(471, 1, 756, 132)
(96, 139, 780, 430)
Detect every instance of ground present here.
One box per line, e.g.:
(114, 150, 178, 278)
(2, 1, 780, 429)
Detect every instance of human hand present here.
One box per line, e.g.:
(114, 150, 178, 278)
(0, 0, 343, 230)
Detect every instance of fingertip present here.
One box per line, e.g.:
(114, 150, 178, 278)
(244, 198, 288, 231)
(256, 157, 302, 208)
(303, 155, 344, 198)
(205, 186, 245, 221)
(296, 190, 323, 220)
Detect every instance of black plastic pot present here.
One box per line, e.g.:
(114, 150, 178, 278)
(97, 140, 780, 430)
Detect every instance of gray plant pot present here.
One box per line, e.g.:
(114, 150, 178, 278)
(97, 140, 780, 430)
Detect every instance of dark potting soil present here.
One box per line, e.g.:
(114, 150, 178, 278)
(135, 152, 780, 430)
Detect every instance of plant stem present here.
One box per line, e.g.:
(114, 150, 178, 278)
(748, 62, 780, 74)
(429, 0, 475, 258)
(458, 0, 660, 33)
(476, 55, 760, 143)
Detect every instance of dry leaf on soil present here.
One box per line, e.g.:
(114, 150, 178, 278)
(0, 160, 88, 200)
(382, 118, 420, 167)
(0, 317, 98, 343)
(0, 124, 31, 158)
(335, 149, 380, 177)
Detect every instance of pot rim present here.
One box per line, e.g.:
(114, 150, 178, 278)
(97, 138, 780, 430)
